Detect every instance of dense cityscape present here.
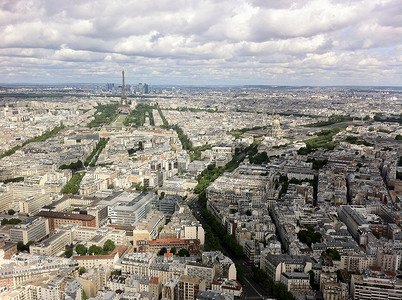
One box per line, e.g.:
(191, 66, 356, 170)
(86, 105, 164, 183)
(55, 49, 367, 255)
(0, 77, 401, 300)
(2, 0, 402, 299)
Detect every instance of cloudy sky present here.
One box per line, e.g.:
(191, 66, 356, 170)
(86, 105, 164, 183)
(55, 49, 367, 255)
(1, 0, 401, 86)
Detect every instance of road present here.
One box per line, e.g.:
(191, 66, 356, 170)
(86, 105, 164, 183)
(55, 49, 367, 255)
(188, 195, 272, 299)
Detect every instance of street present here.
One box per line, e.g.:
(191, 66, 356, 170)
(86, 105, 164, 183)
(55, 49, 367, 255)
(188, 195, 273, 299)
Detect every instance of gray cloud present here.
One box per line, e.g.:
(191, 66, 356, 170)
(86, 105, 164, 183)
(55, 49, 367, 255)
(0, 0, 401, 85)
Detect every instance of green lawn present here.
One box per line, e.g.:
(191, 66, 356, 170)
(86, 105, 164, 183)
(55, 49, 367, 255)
(115, 115, 127, 125)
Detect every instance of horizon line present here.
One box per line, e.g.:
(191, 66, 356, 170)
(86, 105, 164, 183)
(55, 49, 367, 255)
(1, 83, 402, 89)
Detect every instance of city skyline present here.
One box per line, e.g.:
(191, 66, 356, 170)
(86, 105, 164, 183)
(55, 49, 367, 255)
(1, 0, 401, 86)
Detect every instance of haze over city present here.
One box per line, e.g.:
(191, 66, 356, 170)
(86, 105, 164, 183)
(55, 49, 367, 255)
(1, 0, 401, 86)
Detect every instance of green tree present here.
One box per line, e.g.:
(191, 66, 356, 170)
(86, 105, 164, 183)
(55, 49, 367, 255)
(59, 160, 83, 170)
(65, 247, 73, 258)
(271, 283, 293, 300)
(252, 266, 268, 282)
(17, 241, 34, 252)
(223, 235, 244, 258)
(236, 263, 245, 285)
(170, 247, 177, 255)
(87, 103, 118, 128)
(337, 270, 346, 283)
(2, 177, 24, 184)
(178, 248, 190, 257)
(158, 247, 167, 256)
(88, 245, 105, 255)
(17, 241, 25, 252)
(372, 230, 381, 239)
(79, 266, 87, 275)
(7, 209, 15, 215)
(103, 239, 116, 252)
(8, 218, 22, 225)
(249, 151, 269, 164)
(297, 226, 322, 247)
(75, 244, 87, 256)
(326, 248, 341, 261)
(309, 270, 319, 290)
(2, 218, 22, 225)
(61, 172, 86, 194)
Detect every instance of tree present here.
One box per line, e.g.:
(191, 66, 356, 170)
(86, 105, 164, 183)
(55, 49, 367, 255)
(88, 245, 105, 255)
(309, 270, 319, 290)
(252, 266, 268, 282)
(61, 172, 86, 194)
(223, 235, 244, 258)
(8, 218, 21, 225)
(170, 247, 177, 255)
(103, 239, 116, 252)
(79, 266, 87, 275)
(297, 226, 322, 247)
(75, 244, 87, 256)
(158, 247, 167, 256)
(2, 218, 22, 225)
(17, 241, 34, 252)
(372, 230, 380, 239)
(65, 247, 73, 258)
(249, 151, 269, 164)
(326, 248, 341, 261)
(26, 241, 35, 249)
(8, 209, 15, 215)
(271, 283, 293, 300)
(17, 241, 25, 252)
(178, 248, 190, 257)
(59, 160, 83, 170)
(236, 263, 246, 285)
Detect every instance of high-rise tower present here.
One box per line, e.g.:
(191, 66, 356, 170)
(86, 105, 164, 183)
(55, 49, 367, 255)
(121, 70, 127, 106)
(117, 70, 131, 114)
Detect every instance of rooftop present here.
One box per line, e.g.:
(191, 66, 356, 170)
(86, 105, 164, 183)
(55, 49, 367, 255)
(39, 210, 95, 221)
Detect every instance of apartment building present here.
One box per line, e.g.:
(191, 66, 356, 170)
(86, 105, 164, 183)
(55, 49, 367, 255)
(38, 211, 96, 231)
(29, 230, 72, 256)
(351, 269, 402, 299)
(10, 217, 49, 244)
(177, 275, 206, 300)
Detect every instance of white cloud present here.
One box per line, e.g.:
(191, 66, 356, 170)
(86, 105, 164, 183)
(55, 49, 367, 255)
(0, 0, 400, 85)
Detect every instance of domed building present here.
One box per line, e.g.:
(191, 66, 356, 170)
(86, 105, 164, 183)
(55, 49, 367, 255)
(270, 115, 282, 138)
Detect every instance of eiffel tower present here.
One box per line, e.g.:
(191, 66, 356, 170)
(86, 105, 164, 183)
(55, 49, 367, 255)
(118, 70, 131, 114)
(121, 70, 127, 106)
